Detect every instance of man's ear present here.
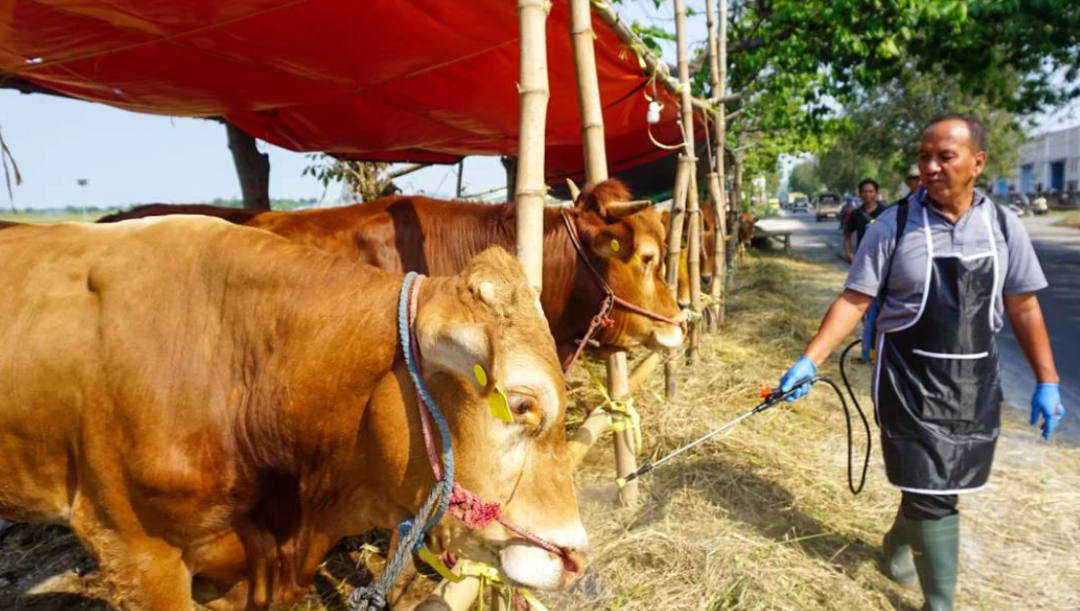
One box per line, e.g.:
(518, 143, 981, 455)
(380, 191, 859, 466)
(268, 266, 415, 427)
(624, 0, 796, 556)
(415, 319, 499, 397)
(973, 150, 987, 181)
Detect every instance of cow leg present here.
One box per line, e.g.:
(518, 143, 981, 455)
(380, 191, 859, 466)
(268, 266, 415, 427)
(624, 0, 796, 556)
(72, 518, 192, 611)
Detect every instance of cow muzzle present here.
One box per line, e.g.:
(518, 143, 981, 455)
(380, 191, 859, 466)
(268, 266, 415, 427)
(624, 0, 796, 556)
(647, 310, 686, 354)
(499, 537, 587, 590)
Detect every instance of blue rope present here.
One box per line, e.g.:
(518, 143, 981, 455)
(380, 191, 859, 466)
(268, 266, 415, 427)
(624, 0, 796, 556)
(349, 272, 457, 611)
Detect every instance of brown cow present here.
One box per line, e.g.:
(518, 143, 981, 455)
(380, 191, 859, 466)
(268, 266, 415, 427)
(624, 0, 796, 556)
(736, 212, 756, 266)
(0, 217, 586, 610)
(97, 203, 262, 225)
(99, 180, 685, 367)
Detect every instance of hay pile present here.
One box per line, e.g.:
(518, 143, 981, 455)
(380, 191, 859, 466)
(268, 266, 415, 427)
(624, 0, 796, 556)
(548, 254, 1080, 611)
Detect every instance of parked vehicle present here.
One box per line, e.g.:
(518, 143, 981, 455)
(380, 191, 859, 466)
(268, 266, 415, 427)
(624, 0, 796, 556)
(815, 192, 844, 222)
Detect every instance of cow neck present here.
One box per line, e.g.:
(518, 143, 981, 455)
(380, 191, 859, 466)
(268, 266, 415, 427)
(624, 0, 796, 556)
(234, 258, 411, 473)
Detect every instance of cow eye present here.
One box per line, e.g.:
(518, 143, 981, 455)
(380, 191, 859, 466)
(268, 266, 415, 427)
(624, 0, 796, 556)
(640, 253, 656, 268)
(507, 393, 543, 430)
(509, 394, 534, 415)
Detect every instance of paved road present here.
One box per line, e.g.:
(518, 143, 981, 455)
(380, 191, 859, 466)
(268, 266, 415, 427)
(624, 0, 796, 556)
(759, 209, 1079, 445)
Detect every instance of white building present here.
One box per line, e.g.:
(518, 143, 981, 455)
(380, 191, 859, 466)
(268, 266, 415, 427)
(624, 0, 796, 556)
(994, 125, 1080, 197)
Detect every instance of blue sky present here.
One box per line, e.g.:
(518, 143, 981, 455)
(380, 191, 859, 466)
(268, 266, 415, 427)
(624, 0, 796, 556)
(2, 0, 1076, 209)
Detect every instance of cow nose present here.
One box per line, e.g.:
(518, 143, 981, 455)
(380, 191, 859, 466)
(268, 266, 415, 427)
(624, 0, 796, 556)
(558, 548, 588, 587)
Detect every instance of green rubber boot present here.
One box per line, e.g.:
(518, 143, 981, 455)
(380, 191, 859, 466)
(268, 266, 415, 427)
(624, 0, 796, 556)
(880, 509, 917, 586)
(909, 514, 960, 611)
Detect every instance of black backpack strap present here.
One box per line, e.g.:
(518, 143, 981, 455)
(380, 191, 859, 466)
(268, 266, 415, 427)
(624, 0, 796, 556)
(994, 203, 1011, 245)
(877, 198, 911, 305)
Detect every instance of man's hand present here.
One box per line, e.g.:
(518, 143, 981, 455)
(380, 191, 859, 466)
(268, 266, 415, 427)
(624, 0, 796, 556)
(779, 357, 817, 402)
(1031, 383, 1065, 440)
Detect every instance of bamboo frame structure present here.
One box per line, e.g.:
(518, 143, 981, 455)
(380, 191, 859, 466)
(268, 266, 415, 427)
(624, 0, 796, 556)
(591, 0, 741, 114)
(674, 0, 703, 364)
(707, 0, 729, 328)
(663, 155, 691, 398)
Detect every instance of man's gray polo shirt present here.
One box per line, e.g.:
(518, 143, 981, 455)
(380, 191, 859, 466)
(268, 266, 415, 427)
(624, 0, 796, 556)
(846, 189, 1048, 333)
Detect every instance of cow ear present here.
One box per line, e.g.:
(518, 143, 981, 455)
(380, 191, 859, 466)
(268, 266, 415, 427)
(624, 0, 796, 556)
(416, 320, 499, 398)
(578, 215, 633, 261)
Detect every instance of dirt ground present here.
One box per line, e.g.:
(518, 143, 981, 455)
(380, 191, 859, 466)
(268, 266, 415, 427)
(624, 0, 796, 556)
(2, 251, 1078, 611)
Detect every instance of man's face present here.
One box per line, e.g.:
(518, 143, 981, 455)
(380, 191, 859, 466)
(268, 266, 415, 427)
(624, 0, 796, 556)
(859, 183, 878, 206)
(918, 119, 986, 205)
(904, 175, 921, 194)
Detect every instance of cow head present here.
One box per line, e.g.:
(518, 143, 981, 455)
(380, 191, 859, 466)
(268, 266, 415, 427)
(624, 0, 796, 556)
(568, 179, 684, 354)
(407, 247, 586, 589)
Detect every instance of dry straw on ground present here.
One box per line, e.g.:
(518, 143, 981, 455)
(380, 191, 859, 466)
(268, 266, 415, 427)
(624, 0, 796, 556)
(1, 253, 1077, 611)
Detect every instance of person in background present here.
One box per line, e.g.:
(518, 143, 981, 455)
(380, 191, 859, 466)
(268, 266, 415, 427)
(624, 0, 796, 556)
(898, 164, 922, 204)
(844, 179, 884, 263)
(778, 114, 1065, 611)
(844, 179, 886, 361)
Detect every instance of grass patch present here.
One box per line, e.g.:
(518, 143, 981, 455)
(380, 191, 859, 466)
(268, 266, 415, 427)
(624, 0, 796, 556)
(1053, 211, 1080, 230)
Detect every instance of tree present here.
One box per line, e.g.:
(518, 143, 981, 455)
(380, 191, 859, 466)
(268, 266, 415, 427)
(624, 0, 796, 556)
(811, 66, 1024, 196)
(302, 155, 399, 202)
(788, 160, 822, 195)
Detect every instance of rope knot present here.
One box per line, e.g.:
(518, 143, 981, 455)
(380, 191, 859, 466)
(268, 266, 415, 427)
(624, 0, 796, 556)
(348, 586, 388, 611)
(450, 483, 502, 529)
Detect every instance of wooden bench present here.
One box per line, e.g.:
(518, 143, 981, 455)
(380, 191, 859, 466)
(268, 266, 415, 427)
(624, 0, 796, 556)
(753, 228, 792, 253)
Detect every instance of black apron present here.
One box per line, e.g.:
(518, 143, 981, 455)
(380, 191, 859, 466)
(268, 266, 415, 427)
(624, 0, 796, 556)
(874, 203, 1002, 493)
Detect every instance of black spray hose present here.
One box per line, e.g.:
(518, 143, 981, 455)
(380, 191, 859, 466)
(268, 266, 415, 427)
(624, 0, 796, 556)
(617, 341, 873, 495)
(837, 339, 873, 495)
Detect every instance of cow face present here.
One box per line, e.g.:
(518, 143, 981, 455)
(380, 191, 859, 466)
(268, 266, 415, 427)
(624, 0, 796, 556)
(413, 247, 587, 590)
(571, 180, 685, 354)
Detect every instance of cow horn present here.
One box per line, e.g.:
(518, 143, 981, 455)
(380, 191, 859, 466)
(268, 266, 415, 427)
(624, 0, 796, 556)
(565, 178, 581, 202)
(604, 199, 653, 218)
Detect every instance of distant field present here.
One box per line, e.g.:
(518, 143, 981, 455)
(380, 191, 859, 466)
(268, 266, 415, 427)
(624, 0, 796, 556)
(0, 210, 115, 224)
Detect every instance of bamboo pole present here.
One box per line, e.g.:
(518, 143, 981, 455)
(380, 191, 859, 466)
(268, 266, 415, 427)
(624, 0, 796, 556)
(514, 0, 551, 294)
(415, 577, 481, 611)
(570, 0, 639, 506)
(570, 0, 607, 183)
(707, 0, 729, 328)
(416, 4, 549, 610)
(663, 155, 691, 399)
(606, 352, 637, 505)
(568, 351, 663, 468)
(674, 0, 702, 365)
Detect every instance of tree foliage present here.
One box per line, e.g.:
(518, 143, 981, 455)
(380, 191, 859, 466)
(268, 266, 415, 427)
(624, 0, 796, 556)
(788, 160, 823, 195)
(301, 155, 398, 201)
(809, 67, 1023, 196)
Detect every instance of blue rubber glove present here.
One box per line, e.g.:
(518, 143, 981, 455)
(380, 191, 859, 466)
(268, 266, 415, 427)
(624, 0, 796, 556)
(779, 356, 817, 402)
(1031, 383, 1065, 440)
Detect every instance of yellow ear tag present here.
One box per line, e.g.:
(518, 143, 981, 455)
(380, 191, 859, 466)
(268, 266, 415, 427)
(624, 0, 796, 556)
(610, 239, 620, 253)
(472, 364, 488, 387)
(474, 364, 513, 423)
(488, 386, 514, 423)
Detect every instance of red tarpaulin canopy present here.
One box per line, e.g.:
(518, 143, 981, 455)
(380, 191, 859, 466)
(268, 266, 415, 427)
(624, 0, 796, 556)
(1, 0, 694, 183)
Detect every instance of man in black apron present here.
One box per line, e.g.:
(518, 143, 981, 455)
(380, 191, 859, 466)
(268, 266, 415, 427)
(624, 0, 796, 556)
(778, 114, 1066, 611)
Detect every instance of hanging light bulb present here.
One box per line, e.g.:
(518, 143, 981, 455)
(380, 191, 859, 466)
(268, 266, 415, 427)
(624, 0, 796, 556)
(647, 100, 662, 125)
